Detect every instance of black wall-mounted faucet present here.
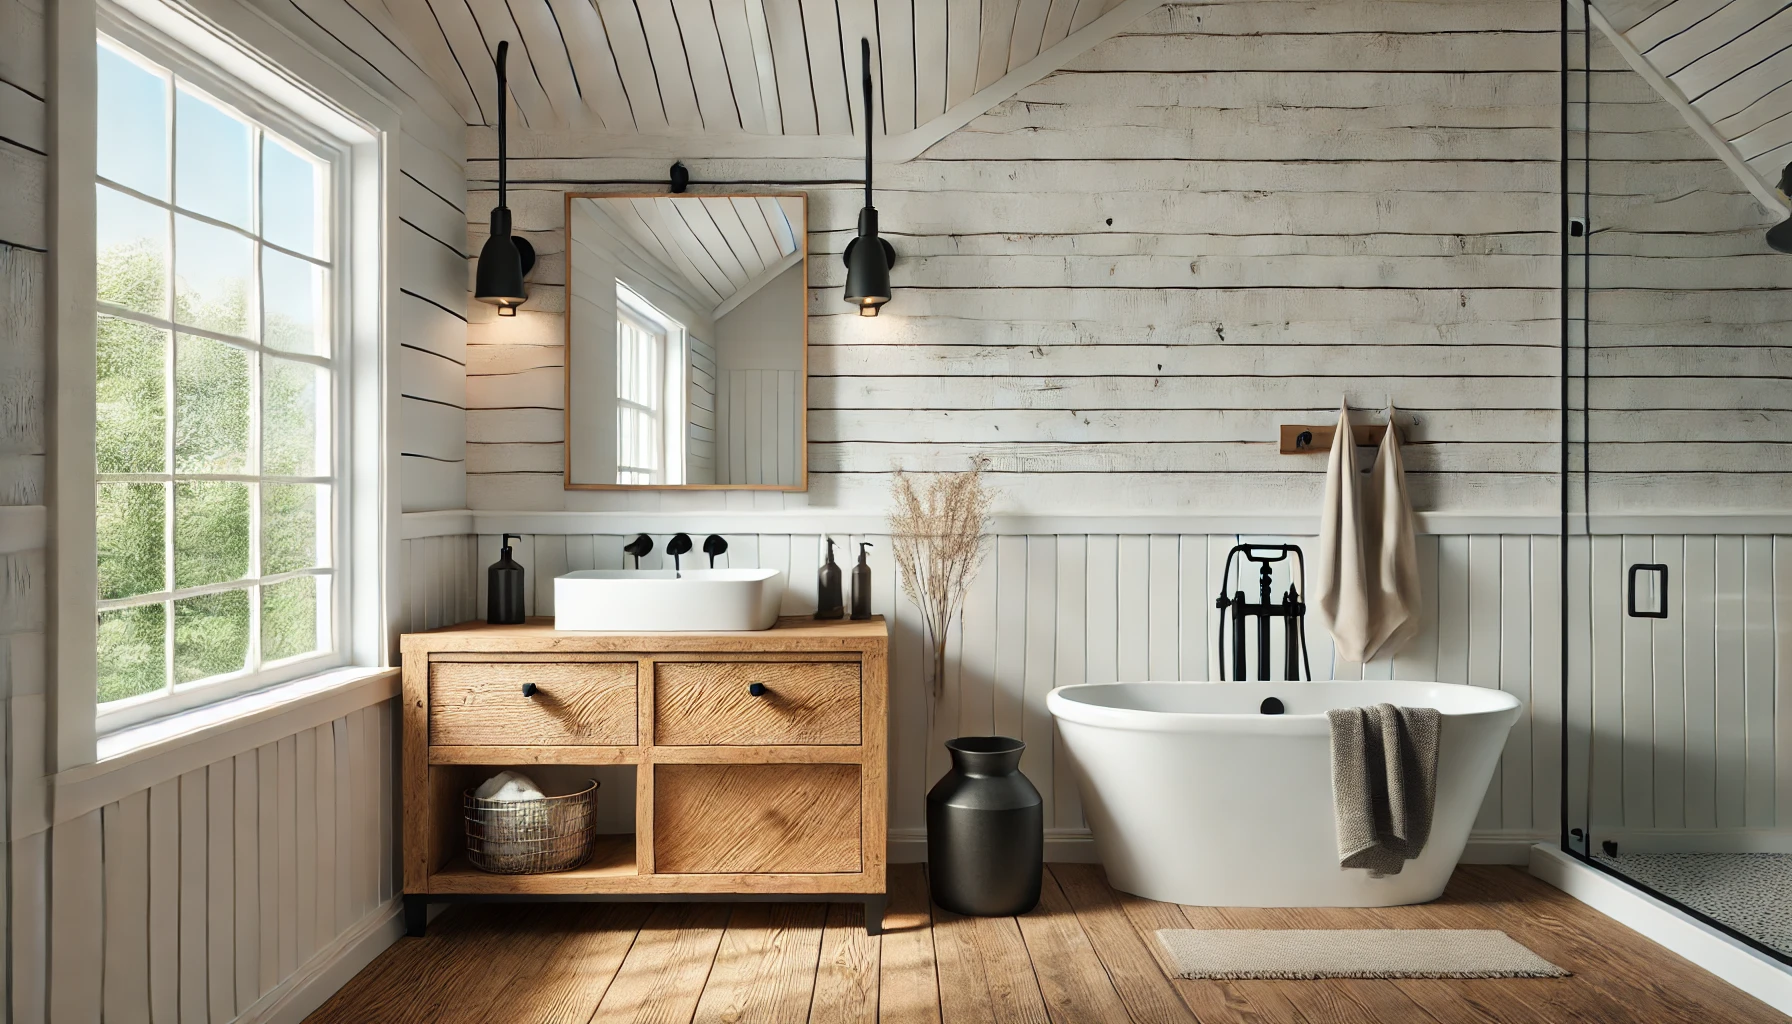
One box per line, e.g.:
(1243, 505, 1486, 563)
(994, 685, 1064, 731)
(703, 534, 728, 567)
(667, 533, 693, 571)
(623, 534, 653, 568)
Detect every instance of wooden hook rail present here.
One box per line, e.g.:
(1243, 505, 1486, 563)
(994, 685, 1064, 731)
(1279, 423, 1388, 455)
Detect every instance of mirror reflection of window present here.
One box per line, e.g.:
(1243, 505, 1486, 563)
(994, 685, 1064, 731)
(614, 283, 685, 485)
(565, 194, 804, 489)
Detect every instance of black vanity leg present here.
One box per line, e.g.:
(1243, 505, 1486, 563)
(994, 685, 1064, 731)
(404, 894, 428, 938)
(863, 894, 887, 936)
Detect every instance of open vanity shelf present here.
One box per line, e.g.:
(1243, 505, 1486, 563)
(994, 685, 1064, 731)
(400, 617, 889, 932)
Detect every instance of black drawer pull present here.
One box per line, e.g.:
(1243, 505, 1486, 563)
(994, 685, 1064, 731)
(748, 682, 767, 696)
(521, 682, 539, 698)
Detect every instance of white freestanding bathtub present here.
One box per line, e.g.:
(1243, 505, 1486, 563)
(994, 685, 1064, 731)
(1047, 680, 1522, 907)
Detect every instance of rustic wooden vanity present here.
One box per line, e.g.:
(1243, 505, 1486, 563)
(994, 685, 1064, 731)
(400, 616, 889, 933)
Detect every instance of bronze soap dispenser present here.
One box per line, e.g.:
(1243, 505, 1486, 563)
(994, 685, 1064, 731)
(816, 538, 844, 619)
(851, 542, 873, 620)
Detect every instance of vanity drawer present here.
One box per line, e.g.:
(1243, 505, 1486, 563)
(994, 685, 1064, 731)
(654, 661, 861, 745)
(428, 662, 637, 746)
(653, 763, 861, 873)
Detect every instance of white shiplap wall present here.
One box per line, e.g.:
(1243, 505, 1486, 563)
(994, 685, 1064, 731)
(4, 0, 54, 1018)
(465, 0, 1580, 516)
(2, 0, 475, 1015)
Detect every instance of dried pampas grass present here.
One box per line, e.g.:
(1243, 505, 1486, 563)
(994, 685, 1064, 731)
(888, 465, 993, 698)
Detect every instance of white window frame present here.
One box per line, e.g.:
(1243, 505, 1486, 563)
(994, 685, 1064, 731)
(92, 27, 346, 729)
(615, 283, 687, 486)
(50, 0, 398, 768)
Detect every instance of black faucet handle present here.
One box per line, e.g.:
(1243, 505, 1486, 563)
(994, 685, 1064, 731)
(667, 533, 692, 571)
(623, 533, 653, 569)
(703, 534, 728, 567)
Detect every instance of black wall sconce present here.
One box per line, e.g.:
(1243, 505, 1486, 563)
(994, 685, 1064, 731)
(843, 37, 895, 316)
(474, 40, 535, 317)
(1769, 162, 1792, 254)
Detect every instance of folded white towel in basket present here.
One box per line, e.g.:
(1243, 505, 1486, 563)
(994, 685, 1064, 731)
(474, 770, 545, 802)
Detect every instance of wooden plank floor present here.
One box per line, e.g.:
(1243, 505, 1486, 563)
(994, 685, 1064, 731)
(305, 864, 1790, 1023)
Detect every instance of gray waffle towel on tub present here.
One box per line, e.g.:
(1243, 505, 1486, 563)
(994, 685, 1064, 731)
(1327, 703, 1441, 876)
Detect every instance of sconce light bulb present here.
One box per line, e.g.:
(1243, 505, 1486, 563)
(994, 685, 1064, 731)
(860, 305, 878, 317)
(498, 305, 517, 317)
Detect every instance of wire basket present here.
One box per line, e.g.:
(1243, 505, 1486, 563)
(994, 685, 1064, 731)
(463, 778, 600, 874)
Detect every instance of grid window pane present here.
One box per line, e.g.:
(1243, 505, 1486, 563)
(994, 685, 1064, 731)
(174, 589, 249, 684)
(175, 215, 253, 337)
(174, 334, 250, 473)
(262, 355, 324, 475)
(99, 603, 167, 703)
(97, 44, 167, 199)
(262, 483, 321, 575)
(97, 315, 167, 474)
(262, 137, 321, 258)
(97, 482, 165, 600)
(262, 247, 325, 354)
(97, 36, 337, 710)
(174, 480, 249, 588)
(261, 576, 319, 662)
(175, 86, 252, 230)
(97, 184, 169, 317)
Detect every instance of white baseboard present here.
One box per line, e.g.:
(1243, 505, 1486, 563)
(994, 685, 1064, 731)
(1529, 844, 1792, 1015)
(889, 829, 1543, 866)
(1592, 829, 1792, 855)
(239, 898, 405, 1024)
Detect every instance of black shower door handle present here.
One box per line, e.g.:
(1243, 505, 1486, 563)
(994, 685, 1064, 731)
(1628, 563, 1669, 619)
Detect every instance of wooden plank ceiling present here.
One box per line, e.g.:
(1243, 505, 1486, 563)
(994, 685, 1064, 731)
(372, 0, 1136, 143)
(1593, 0, 1792, 198)
(574, 195, 804, 315)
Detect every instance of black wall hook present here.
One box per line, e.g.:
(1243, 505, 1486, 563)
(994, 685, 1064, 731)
(670, 161, 690, 193)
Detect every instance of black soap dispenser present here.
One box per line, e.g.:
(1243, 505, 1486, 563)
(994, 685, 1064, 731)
(487, 533, 526, 625)
(851, 542, 873, 620)
(816, 538, 844, 619)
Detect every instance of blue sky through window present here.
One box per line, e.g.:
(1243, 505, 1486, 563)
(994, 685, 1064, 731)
(96, 42, 326, 349)
(97, 43, 166, 200)
(175, 85, 251, 229)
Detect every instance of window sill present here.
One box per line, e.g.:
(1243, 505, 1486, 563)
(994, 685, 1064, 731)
(53, 665, 400, 826)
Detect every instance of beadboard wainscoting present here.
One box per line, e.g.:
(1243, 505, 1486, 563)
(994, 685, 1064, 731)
(22, 702, 402, 1024)
(9, 539, 475, 1024)
(1569, 535, 1792, 851)
(447, 529, 1559, 861)
(423, 526, 1792, 862)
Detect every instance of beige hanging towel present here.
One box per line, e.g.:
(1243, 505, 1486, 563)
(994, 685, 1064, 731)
(1315, 404, 1373, 662)
(1362, 409, 1421, 661)
(1315, 404, 1422, 664)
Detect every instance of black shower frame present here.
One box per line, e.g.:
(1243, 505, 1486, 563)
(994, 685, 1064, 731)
(1556, 0, 1792, 970)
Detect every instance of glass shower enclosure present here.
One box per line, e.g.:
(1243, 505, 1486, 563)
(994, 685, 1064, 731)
(1562, 0, 1792, 963)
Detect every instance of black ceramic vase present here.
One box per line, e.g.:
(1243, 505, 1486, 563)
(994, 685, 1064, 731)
(926, 736, 1043, 916)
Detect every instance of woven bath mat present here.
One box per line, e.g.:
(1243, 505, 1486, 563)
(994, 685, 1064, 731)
(1155, 929, 1569, 980)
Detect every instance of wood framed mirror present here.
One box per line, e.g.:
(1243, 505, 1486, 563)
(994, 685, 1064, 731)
(563, 192, 808, 490)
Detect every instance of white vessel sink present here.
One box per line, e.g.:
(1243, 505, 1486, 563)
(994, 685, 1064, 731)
(553, 568, 785, 631)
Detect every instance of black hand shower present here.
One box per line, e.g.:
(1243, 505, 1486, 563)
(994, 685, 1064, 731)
(1214, 543, 1311, 681)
